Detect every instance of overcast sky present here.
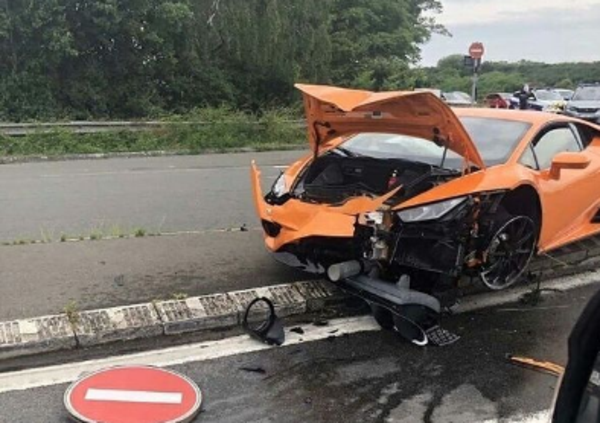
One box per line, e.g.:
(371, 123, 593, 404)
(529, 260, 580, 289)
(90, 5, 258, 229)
(419, 0, 600, 66)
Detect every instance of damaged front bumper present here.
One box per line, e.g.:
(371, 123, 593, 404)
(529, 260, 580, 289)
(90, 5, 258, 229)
(251, 161, 356, 254)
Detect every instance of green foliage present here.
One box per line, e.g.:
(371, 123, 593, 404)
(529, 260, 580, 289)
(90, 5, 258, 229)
(422, 55, 600, 100)
(0, 0, 442, 121)
(328, 0, 442, 89)
(0, 108, 305, 156)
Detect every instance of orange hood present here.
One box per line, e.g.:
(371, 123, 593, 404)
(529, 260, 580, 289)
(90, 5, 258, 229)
(295, 84, 486, 169)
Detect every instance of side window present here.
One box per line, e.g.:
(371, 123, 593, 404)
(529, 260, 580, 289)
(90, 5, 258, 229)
(575, 123, 597, 148)
(533, 127, 581, 169)
(519, 143, 538, 169)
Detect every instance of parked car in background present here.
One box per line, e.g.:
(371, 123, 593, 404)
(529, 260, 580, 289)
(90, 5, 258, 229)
(528, 89, 567, 112)
(564, 84, 600, 124)
(414, 88, 442, 98)
(484, 92, 512, 109)
(510, 89, 566, 113)
(442, 91, 473, 107)
(553, 88, 575, 101)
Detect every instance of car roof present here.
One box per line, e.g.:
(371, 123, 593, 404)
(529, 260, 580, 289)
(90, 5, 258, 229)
(452, 107, 575, 125)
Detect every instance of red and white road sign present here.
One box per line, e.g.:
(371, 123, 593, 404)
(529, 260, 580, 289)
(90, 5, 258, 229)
(469, 42, 485, 59)
(64, 365, 202, 423)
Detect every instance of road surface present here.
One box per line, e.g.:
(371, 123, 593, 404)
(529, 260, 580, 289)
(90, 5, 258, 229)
(0, 230, 310, 320)
(1, 283, 598, 422)
(0, 151, 304, 242)
(0, 151, 310, 320)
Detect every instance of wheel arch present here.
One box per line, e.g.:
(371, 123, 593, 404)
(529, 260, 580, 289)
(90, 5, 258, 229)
(499, 184, 543, 242)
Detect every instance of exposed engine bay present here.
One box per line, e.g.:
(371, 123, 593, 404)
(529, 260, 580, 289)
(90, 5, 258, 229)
(289, 150, 461, 205)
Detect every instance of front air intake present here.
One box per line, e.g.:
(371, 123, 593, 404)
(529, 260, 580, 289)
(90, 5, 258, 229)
(261, 220, 282, 237)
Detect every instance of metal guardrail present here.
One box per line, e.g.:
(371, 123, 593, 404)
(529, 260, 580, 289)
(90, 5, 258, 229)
(0, 120, 306, 136)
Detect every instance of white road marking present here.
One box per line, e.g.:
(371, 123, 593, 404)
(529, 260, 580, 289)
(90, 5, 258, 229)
(272, 165, 288, 169)
(0, 316, 380, 394)
(0, 271, 598, 395)
(482, 409, 551, 423)
(85, 388, 183, 404)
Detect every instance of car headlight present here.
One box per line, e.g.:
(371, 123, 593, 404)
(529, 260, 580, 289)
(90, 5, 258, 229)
(397, 197, 467, 223)
(271, 173, 289, 198)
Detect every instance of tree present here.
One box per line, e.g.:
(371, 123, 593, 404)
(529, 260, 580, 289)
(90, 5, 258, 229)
(0, 0, 445, 120)
(328, 0, 444, 89)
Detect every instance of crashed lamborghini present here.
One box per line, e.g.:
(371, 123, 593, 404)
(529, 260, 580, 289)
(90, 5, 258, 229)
(251, 84, 600, 346)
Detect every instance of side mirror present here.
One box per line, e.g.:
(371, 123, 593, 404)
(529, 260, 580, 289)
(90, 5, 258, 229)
(549, 152, 591, 179)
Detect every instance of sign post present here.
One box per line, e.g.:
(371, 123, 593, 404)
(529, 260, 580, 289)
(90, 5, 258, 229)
(64, 365, 202, 423)
(468, 42, 485, 105)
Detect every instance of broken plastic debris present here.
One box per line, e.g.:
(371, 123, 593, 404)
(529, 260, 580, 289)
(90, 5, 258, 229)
(506, 354, 564, 377)
(242, 297, 285, 346)
(425, 325, 460, 347)
(313, 319, 329, 327)
(239, 366, 267, 375)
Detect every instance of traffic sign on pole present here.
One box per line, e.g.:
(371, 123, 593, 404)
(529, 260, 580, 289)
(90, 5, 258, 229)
(64, 366, 202, 423)
(469, 42, 485, 60)
(468, 42, 485, 105)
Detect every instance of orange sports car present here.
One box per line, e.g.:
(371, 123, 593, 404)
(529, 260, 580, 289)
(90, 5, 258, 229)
(251, 84, 600, 345)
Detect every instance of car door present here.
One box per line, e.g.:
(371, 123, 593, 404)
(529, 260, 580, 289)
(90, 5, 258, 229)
(520, 123, 600, 250)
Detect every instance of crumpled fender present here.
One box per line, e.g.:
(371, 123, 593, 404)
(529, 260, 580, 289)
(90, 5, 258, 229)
(326, 185, 402, 215)
(250, 160, 268, 219)
(252, 160, 402, 221)
(393, 165, 535, 211)
(251, 161, 402, 249)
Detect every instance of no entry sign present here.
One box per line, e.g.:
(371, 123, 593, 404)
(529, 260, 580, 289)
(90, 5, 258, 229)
(469, 42, 485, 59)
(64, 366, 202, 423)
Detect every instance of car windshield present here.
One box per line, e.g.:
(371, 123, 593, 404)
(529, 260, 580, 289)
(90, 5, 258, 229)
(555, 89, 573, 97)
(443, 92, 463, 101)
(340, 117, 531, 169)
(572, 86, 600, 101)
(535, 90, 563, 101)
(452, 92, 472, 101)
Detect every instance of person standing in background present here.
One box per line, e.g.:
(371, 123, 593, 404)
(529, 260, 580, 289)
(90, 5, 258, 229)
(518, 84, 532, 110)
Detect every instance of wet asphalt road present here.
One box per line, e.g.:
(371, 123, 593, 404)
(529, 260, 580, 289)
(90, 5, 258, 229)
(0, 230, 310, 320)
(0, 152, 598, 422)
(1, 283, 598, 423)
(0, 151, 311, 320)
(0, 150, 305, 242)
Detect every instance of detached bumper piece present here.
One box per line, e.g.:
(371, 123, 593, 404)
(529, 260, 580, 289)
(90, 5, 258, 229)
(424, 325, 461, 347)
(328, 262, 460, 347)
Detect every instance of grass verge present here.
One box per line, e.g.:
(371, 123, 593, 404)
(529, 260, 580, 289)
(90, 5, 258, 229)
(0, 108, 305, 157)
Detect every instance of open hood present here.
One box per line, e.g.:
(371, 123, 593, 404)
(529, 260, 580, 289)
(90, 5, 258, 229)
(295, 84, 485, 169)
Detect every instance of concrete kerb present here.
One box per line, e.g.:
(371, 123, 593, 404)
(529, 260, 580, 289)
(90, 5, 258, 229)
(0, 280, 344, 360)
(0, 315, 76, 361)
(1, 272, 599, 361)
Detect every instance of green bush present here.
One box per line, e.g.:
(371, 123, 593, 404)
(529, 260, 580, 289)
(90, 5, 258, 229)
(0, 108, 306, 157)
